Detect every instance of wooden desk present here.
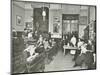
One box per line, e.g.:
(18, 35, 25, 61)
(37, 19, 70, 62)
(63, 45, 78, 55)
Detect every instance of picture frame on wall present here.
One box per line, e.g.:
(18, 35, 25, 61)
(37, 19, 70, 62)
(53, 16, 60, 33)
(16, 15, 22, 26)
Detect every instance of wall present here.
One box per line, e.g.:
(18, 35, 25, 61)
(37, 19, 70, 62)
(79, 25, 86, 38)
(90, 6, 96, 22)
(12, 3, 25, 31)
(25, 9, 33, 22)
(49, 5, 90, 38)
(62, 5, 80, 14)
(79, 6, 96, 38)
(24, 9, 33, 30)
(79, 8, 88, 38)
(49, 5, 81, 37)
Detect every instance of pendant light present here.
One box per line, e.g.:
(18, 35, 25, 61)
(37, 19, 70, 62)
(42, 3, 46, 21)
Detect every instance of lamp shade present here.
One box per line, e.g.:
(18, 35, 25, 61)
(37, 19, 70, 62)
(42, 10, 46, 17)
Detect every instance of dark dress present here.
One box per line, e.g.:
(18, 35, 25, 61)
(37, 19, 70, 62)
(75, 53, 86, 66)
(85, 51, 94, 69)
(75, 51, 94, 68)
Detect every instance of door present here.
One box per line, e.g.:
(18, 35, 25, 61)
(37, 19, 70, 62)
(62, 14, 79, 39)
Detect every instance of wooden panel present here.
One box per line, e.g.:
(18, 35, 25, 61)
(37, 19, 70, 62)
(12, 37, 25, 74)
(62, 14, 79, 20)
(79, 16, 88, 25)
(34, 7, 49, 33)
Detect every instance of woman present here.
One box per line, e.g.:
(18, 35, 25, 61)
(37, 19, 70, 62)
(73, 43, 87, 67)
(73, 39, 84, 61)
(37, 35, 43, 47)
(43, 38, 51, 50)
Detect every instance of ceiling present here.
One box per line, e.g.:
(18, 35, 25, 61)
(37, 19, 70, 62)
(13, 1, 89, 10)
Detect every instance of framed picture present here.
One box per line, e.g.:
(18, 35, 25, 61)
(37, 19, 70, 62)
(16, 15, 22, 26)
(53, 16, 60, 33)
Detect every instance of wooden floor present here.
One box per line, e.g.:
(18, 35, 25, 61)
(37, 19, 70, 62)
(44, 49, 87, 72)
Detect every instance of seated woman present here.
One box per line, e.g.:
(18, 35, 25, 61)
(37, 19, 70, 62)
(48, 39, 52, 47)
(33, 30, 39, 41)
(43, 38, 52, 50)
(24, 44, 39, 63)
(73, 39, 84, 61)
(74, 42, 94, 68)
(84, 40, 94, 69)
(34, 35, 45, 54)
(43, 38, 52, 64)
(37, 35, 43, 47)
(87, 40, 93, 50)
(51, 39, 56, 47)
(73, 43, 87, 67)
(28, 30, 33, 40)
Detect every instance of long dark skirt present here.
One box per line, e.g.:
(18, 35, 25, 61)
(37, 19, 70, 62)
(75, 52, 94, 68)
(75, 53, 86, 66)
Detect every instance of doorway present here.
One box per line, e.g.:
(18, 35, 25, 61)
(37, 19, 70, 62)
(62, 14, 79, 40)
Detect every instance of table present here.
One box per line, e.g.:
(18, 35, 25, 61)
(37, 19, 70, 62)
(63, 45, 78, 55)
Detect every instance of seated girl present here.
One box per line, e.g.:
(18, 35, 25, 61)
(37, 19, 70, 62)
(74, 43, 94, 68)
(43, 38, 52, 50)
(51, 39, 56, 46)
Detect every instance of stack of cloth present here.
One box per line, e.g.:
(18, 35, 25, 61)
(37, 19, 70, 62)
(24, 45, 39, 63)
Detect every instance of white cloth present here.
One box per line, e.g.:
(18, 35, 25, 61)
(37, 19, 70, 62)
(70, 36, 76, 46)
(27, 53, 39, 62)
(81, 45, 87, 54)
(52, 41, 56, 46)
(77, 41, 83, 48)
(29, 47, 36, 56)
(39, 37, 43, 42)
(28, 32, 32, 39)
(24, 45, 36, 56)
(44, 41, 51, 49)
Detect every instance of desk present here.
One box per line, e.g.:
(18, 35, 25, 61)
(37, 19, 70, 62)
(63, 45, 78, 55)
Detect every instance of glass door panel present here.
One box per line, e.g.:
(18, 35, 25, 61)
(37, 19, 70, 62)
(63, 20, 71, 34)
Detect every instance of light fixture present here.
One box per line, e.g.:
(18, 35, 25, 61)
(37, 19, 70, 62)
(42, 10, 46, 17)
(42, 3, 46, 21)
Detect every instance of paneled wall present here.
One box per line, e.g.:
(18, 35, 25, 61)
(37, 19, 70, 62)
(90, 6, 96, 22)
(62, 5, 80, 14)
(12, 3, 25, 31)
(25, 9, 33, 22)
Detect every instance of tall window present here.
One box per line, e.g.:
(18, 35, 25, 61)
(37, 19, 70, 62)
(62, 14, 79, 35)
